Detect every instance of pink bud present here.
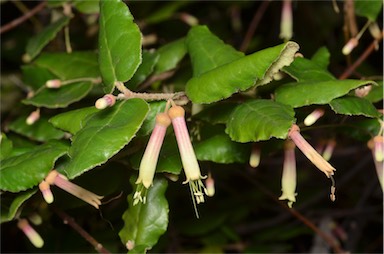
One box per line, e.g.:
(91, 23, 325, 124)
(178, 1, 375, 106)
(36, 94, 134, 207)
(279, 0, 293, 41)
(39, 181, 53, 204)
(368, 138, 384, 191)
(304, 108, 325, 126)
(26, 109, 40, 125)
(322, 139, 336, 161)
(355, 85, 372, 97)
(45, 79, 62, 88)
(17, 219, 44, 248)
(205, 173, 215, 197)
(95, 94, 116, 109)
(249, 144, 261, 168)
(342, 38, 358, 55)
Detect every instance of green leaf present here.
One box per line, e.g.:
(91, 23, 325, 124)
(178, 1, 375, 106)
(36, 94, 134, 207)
(22, 81, 93, 108)
(310, 47, 330, 69)
(21, 65, 57, 91)
(283, 57, 335, 82)
(64, 99, 149, 179)
(1, 133, 13, 160)
(8, 116, 65, 142)
(49, 107, 100, 135)
(25, 16, 71, 61)
(364, 81, 383, 103)
(0, 140, 68, 192)
(33, 51, 100, 80)
(195, 134, 250, 164)
(275, 80, 377, 108)
(1, 190, 37, 223)
(145, 1, 189, 24)
(194, 102, 239, 124)
(126, 50, 160, 89)
(137, 101, 167, 136)
(73, 0, 100, 14)
(329, 96, 381, 118)
(119, 177, 169, 253)
(98, 0, 142, 93)
(354, 0, 383, 21)
(225, 99, 296, 142)
(186, 25, 244, 77)
(154, 38, 187, 74)
(186, 42, 299, 104)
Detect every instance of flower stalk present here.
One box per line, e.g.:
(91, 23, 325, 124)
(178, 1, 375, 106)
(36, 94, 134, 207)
(288, 124, 336, 178)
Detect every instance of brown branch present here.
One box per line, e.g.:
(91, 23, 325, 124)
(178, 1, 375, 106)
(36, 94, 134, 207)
(240, 1, 270, 52)
(241, 173, 346, 254)
(0, 1, 47, 35)
(52, 207, 111, 254)
(339, 36, 383, 80)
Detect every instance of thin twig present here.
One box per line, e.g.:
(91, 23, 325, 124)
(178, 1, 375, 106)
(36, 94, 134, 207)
(0, 1, 46, 35)
(339, 36, 383, 80)
(240, 1, 270, 52)
(52, 207, 111, 254)
(241, 173, 346, 254)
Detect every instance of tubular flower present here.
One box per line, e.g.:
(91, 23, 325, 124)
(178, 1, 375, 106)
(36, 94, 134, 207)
(368, 137, 384, 191)
(288, 124, 336, 178)
(43, 170, 103, 209)
(304, 108, 325, 126)
(279, 140, 297, 208)
(249, 143, 261, 168)
(134, 112, 171, 205)
(17, 219, 44, 248)
(168, 104, 207, 216)
(279, 0, 293, 41)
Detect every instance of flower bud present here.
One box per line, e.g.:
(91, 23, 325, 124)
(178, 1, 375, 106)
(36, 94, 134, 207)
(26, 109, 40, 125)
(45, 79, 62, 88)
(355, 85, 372, 97)
(17, 219, 44, 248)
(249, 144, 261, 168)
(342, 38, 358, 55)
(304, 108, 325, 126)
(95, 94, 116, 109)
(279, 0, 293, 41)
(39, 181, 53, 204)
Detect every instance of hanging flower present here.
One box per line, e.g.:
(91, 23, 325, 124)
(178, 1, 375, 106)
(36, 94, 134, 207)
(279, 0, 293, 41)
(279, 140, 297, 208)
(322, 139, 336, 161)
(368, 136, 384, 191)
(41, 170, 103, 209)
(168, 103, 207, 217)
(304, 108, 325, 126)
(249, 143, 261, 168)
(134, 112, 171, 205)
(17, 218, 44, 248)
(205, 172, 215, 197)
(26, 109, 40, 125)
(288, 124, 336, 178)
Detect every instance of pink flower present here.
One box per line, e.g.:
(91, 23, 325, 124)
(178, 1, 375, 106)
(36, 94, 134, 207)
(288, 124, 336, 178)
(26, 109, 40, 125)
(134, 112, 171, 205)
(279, 0, 293, 41)
(17, 218, 44, 248)
(168, 104, 207, 217)
(41, 170, 103, 209)
(368, 137, 384, 191)
(279, 140, 297, 208)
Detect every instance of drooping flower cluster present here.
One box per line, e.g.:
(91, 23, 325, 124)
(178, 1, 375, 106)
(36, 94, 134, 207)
(134, 100, 207, 217)
(39, 170, 103, 209)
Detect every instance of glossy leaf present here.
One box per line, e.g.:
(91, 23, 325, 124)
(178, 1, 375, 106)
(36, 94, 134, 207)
(34, 51, 100, 80)
(98, 0, 142, 93)
(354, 0, 383, 21)
(21, 65, 57, 91)
(283, 57, 335, 82)
(1, 133, 13, 160)
(154, 38, 187, 74)
(65, 99, 149, 179)
(1, 190, 37, 223)
(226, 99, 296, 142)
(310, 47, 330, 69)
(126, 50, 159, 89)
(25, 16, 71, 61)
(119, 177, 168, 253)
(23, 81, 93, 108)
(186, 25, 244, 77)
(137, 101, 167, 136)
(364, 81, 383, 103)
(186, 42, 299, 104)
(0, 140, 68, 192)
(330, 96, 381, 118)
(8, 116, 65, 142)
(275, 80, 377, 108)
(195, 134, 250, 163)
(49, 106, 99, 135)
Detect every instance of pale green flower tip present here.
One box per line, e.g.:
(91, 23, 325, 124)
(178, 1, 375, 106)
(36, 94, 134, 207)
(342, 38, 358, 55)
(17, 219, 44, 248)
